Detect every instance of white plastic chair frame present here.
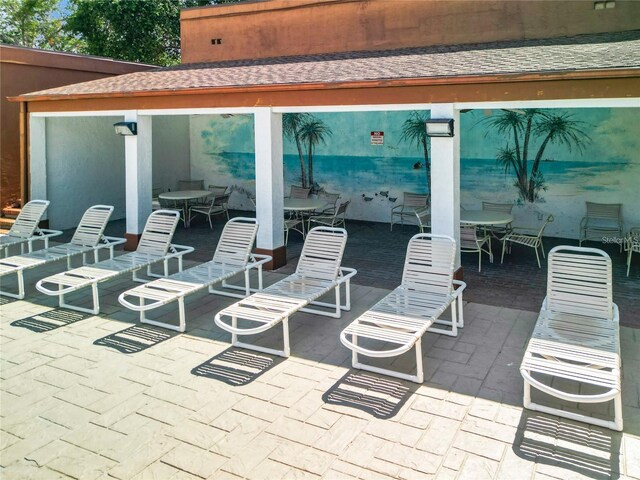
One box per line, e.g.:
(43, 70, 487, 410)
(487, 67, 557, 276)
(625, 227, 640, 276)
(340, 234, 466, 383)
(0, 200, 62, 257)
(482, 201, 514, 240)
(118, 218, 271, 332)
(214, 227, 357, 357)
(287, 185, 311, 199)
(0, 205, 124, 300)
(188, 194, 230, 228)
(390, 193, 429, 231)
(460, 223, 493, 272)
(308, 200, 349, 231)
(284, 217, 303, 245)
(414, 206, 431, 233)
(501, 214, 554, 268)
(35, 210, 193, 315)
(520, 246, 622, 431)
(579, 202, 623, 252)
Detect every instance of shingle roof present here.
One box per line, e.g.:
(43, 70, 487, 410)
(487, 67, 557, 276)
(18, 30, 640, 100)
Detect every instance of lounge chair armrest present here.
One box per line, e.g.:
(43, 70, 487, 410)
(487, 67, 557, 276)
(579, 216, 588, 228)
(167, 244, 195, 258)
(99, 236, 127, 248)
(249, 253, 272, 268)
(35, 229, 63, 239)
(118, 291, 164, 312)
(337, 266, 358, 283)
(452, 279, 467, 296)
(340, 331, 414, 357)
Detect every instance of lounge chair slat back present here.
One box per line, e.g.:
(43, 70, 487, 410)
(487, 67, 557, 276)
(295, 227, 348, 281)
(70, 205, 114, 246)
(7, 200, 49, 238)
(212, 218, 258, 268)
(401, 235, 456, 295)
(546, 247, 613, 321)
(136, 210, 180, 256)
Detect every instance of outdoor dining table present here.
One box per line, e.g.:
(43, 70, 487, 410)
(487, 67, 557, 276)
(460, 210, 513, 226)
(158, 190, 211, 227)
(284, 197, 327, 237)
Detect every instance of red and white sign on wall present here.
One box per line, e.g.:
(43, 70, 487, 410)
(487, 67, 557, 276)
(370, 131, 384, 145)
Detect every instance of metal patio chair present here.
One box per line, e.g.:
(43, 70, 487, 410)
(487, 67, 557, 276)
(414, 206, 431, 233)
(625, 227, 640, 276)
(390, 192, 429, 231)
(482, 201, 514, 240)
(501, 214, 554, 268)
(579, 202, 623, 251)
(460, 223, 492, 272)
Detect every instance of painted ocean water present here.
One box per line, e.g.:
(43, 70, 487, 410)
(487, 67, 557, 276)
(211, 152, 630, 196)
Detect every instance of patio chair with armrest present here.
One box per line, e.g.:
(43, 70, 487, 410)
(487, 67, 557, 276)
(35, 210, 193, 315)
(579, 202, 623, 251)
(287, 185, 311, 199)
(308, 200, 349, 230)
(118, 218, 271, 332)
(0, 205, 124, 299)
(390, 192, 429, 231)
(482, 201, 514, 240)
(520, 246, 622, 431)
(625, 227, 640, 276)
(460, 223, 492, 272)
(177, 179, 205, 190)
(340, 234, 466, 383)
(501, 214, 554, 268)
(188, 194, 230, 228)
(214, 227, 357, 357)
(0, 200, 62, 257)
(414, 206, 431, 233)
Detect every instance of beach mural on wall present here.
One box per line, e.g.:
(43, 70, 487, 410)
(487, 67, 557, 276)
(189, 108, 639, 239)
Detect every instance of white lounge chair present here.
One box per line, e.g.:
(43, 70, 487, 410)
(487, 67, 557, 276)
(118, 218, 271, 332)
(0, 200, 62, 257)
(35, 210, 193, 315)
(340, 234, 466, 383)
(214, 227, 357, 357)
(520, 246, 622, 431)
(0, 205, 123, 299)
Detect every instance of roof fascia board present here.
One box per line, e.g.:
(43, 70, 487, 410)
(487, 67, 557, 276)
(30, 110, 128, 118)
(10, 68, 640, 103)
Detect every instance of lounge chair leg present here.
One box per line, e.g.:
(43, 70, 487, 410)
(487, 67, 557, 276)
(614, 394, 624, 431)
(59, 283, 100, 315)
(351, 335, 359, 368)
(523, 379, 531, 409)
(283, 318, 290, 357)
(415, 338, 424, 383)
(244, 270, 250, 296)
(450, 300, 458, 337)
(178, 297, 186, 332)
(0, 271, 25, 299)
(457, 293, 464, 329)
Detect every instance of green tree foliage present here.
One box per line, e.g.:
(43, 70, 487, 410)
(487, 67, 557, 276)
(283, 113, 312, 188)
(297, 118, 332, 188)
(400, 111, 431, 193)
(483, 110, 590, 202)
(0, 0, 83, 51)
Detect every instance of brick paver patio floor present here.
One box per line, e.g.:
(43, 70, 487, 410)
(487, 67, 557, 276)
(2, 214, 638, 479)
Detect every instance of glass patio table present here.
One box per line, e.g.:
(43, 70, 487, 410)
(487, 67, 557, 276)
(460, 210, 513, 226)
(159, 190, 211, 227)
(284, 197, 327, 237)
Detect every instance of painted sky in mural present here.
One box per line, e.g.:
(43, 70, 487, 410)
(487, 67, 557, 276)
(191, 108, 639, 238)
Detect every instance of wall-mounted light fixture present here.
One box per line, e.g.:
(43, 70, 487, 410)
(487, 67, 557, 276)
(425, 119, 454, 137)
(114, 121, 137, 136)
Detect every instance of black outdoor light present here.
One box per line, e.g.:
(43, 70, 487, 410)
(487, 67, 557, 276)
(114, 121, 137, 136)
(425, 118, 454, 137)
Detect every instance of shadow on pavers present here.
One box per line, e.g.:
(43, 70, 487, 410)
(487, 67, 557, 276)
(513, 412, 623, 479)
(93, 324, 178, 353)
(11, 308, 92, 333)
(191, 347, 284, 386)
(0, 296, 16, 306)
(322, 370, 418, 420)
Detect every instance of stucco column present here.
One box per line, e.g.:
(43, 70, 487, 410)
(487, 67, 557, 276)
(430, 104, 462, 271)
(254, 107, 286, 269)
(124, 112, 152, 250)
(29, 115, 47, 212)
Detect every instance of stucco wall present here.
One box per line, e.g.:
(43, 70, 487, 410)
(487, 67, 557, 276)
(181, 0, 640, 63)
(189, 108, 640, 240)
(45, 117, 125, 230)
(152, 116, 191, 192)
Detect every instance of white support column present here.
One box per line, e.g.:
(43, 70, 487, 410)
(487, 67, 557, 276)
(29, 116, 47, 208)
(430, 104, 461, 268)
(254, 108, 285, 263)
(124, 112, 152, 245)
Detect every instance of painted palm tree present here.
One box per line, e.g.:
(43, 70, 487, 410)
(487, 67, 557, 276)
(400, 111, 431, 192)
(283, 113, 312, 188)
(298, 118, 332, 188)
(484, 110, 590, 202)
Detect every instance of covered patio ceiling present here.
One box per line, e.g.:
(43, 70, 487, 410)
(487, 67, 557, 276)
(11, 29, 640, 272)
